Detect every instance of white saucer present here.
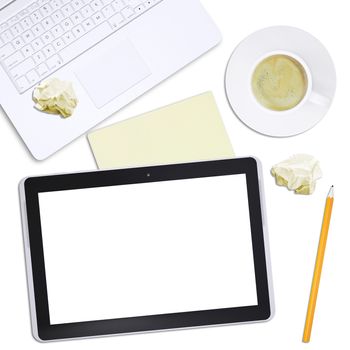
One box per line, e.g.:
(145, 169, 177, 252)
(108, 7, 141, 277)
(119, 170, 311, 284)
(225, 26, 336, 137)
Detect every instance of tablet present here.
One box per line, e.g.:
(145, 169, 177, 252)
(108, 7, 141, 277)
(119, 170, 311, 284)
(19, 158, 273, 342)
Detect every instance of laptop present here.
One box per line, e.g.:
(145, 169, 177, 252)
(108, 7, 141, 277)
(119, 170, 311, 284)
(0, 0, 221, 160)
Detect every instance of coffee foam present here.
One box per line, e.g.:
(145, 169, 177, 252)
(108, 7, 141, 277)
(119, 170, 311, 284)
(251, 54, 308, 111)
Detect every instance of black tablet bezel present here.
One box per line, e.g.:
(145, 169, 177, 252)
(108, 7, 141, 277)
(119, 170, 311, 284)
(22, 158, 271, 341)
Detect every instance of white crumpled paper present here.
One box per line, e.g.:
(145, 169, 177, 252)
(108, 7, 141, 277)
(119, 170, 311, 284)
(271, 154, 322, 195)
(33, 77, 78, 118)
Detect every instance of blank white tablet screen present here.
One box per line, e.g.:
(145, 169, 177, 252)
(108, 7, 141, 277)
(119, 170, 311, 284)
(38, 174, 257, 325)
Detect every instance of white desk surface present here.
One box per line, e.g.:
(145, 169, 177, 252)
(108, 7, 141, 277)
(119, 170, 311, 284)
(0, 0, 348, 348)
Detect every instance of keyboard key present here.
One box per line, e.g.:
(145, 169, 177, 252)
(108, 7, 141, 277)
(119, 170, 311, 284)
(32, 23, 45, 36)
(31, 11, 44, 23)
(20, 17, 33, 30)
(112, 0, 124, 11)
(92, 11, 104, 24)
(144, 0, 152, 7)
(109, 12, 124, 29)
(32, 38, 45, 50)
(22, 44, 35, 58)
(19, 9, 30, 18)
(13, 36, 25, 50)
(0, 23, 9, 32)
(134, 4, 145, 12)
(53, 38, 65, 50)
(41, 31, 54, 45)
(71, 11, 84, 25)
(10, 24, 24, 37)
(40, 3, 53, 17)
(0, 43, 15, 59)
(4, 51, 24, 68)
(1, 30, 14, 44)
(37, 63, 49, 76)
(50, 0, 63, 10)
(8, 15, 20, 26)
(72, 24, 85, 38)
(82, 18, 96, 31)
(22, 30, 35, 43)
(52, 10, 64, 23)
(81, 5, 94, 17)
(91, 0, 103, 11)
(28, 3, 40, 12)
(26, 69, 40, 84)
(63, 31, 75, 44)
(62, 18, 74, 30)
(43, 44, 55, 57)
(121, 7, 134, 18)
(16, 76, 30, 91)
(62, 3, 74, 16)
(10, 57, 35, 79)
(33, 50, 46, 64)
(42, 16, 55, 31)
(52, 24, 64, 38)
(71, 0, 85, 11)
(102, 4, 115, 18)
(46, 54, 63, 70)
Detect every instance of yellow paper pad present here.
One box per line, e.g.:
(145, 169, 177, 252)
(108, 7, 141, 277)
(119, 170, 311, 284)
(88, 92, 234, 169)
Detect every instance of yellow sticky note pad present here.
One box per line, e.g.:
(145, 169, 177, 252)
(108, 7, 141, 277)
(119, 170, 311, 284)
(88, 92, 235, 169)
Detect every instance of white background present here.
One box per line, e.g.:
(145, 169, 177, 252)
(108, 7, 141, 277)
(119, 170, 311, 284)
(0, 0, 348, 348)
(39, 175, 256, 324)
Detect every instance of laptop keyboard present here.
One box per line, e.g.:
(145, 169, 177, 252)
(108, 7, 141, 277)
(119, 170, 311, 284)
(0, 0, 163, 93)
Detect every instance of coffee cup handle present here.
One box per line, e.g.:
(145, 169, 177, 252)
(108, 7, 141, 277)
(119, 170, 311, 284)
(309, 91, 330, 107)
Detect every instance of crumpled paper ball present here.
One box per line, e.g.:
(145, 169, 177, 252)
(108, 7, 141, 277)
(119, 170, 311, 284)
(271, 154, 322, 195)
(33, 77, 78, 118)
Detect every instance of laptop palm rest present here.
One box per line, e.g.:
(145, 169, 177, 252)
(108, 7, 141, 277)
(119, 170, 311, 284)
(75, 39, 151, 109)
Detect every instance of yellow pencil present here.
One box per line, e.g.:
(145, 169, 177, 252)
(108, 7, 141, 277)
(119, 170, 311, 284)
(302, 186, 334, 343)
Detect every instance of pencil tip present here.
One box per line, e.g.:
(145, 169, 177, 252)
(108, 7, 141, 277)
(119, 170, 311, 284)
(328, 186, 334, 198)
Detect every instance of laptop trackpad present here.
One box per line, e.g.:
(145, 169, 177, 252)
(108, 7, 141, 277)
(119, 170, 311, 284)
(75, 40, 151, 109)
